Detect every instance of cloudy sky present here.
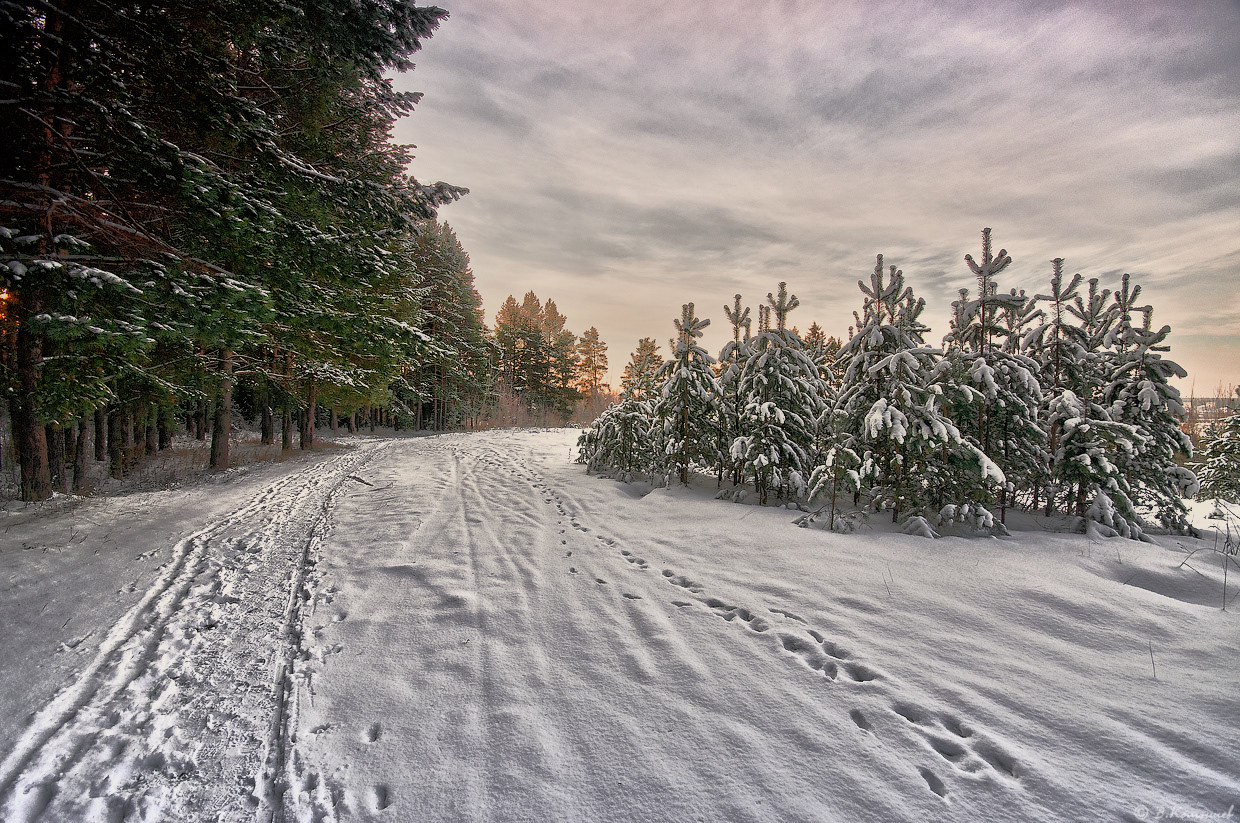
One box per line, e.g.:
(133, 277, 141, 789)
(393, 0, 1240, 393)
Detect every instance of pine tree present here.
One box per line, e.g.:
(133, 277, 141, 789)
(621, 338, 663, 401)
(1196, 394, 1240, 505)
(577, 398, 655, 481)
(718, 295, 752, 486)
(939, 228, 1047, 524)
(732, 283, 824, 504)
(1025, 259, 1091, 515)
(835, 257, 993, 523)
(575, 327, 609, 416)
(653, 303, 720, 485)
(1102, 274, 1197, 532)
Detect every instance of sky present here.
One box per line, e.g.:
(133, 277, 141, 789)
(392, 0, 1240, 394)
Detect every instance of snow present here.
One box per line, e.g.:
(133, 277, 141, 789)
(1, 429, 1237, 822)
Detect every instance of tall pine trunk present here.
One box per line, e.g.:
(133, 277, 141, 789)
(47, 423, 66, 494)
(194, 400, 207, 440)
(13, 324, 52, 500)
(73, 419, 87, 491)
(260, 396, 274, 445)
(330, 406, 338, 435)
(158, 407, 173, 450)
(145, 405, 158, 455)
(209, 350, 233, 469)
(281, 406, 293, 451)
(299, 379, 317, 450)
(94, 408, 107, 461)
(108, 410, 125, 478)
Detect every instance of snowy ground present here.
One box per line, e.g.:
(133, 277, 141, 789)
(1, 429, 1236, 822)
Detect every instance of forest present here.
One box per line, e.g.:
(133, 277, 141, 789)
(0, 2, 608, 501)
(583, 229, 1201, 541)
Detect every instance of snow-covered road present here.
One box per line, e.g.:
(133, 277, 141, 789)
(1, 430, 1236, 822)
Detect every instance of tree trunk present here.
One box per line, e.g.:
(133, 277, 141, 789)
(330, 406, 338, 435)
(194, 400, 207, 441)
(73, 419, 87, 492)
(346, 413, 355, 434)
(134, 410, 148, 459)
(145, 405, 158, 455)
(209, 349, 233, 470)
(108, 410, 124, 479)
(368, 406, 375, 433)
(260, 397, 274, 445)
(13, 324, 52, 501)
(300, 380, 317, 450)
(281, 406, 293, 451)
(94, 408, 107, 461)
(158, 407, 173, 450)
(121, 406, 134, 471)
(47, 423, 66, 494)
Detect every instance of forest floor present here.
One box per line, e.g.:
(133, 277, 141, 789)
(0, 429, 1236, 822)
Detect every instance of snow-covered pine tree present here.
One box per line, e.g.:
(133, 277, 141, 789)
(653, 303, 721, 485)
(1024, 270, 1151, 536)
(1102, 274, 1197, 532)
(577, 397, 655, 482)
(621, 338, 664, 401)
(731, 283, 824, 504)
(718, 295, 753, 486)
(1025, 259, 1091, 515)
(937, 229, 1047, 524)
(807, 370, 861, 531)
(834, 258, 989, 523)
(1196, 392, 1240, 505)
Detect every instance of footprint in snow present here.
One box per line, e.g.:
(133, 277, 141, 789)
(366, 723, 381, 743)
(373, 784, 392, 810)
(850, 709, 872, 730)
(569, 567, 578, 574)
(595, 578, 607, 585)
(623, 593, 642, 600)
(919, 768, 948, 798)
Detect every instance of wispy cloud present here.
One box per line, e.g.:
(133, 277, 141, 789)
(396, 0, 1240, 388)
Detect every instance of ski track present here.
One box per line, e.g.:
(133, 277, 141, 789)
(0, 442, 380, 823)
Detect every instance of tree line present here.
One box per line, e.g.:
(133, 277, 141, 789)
(581, 228, 1198, 541)
(0, 2, 613, 502)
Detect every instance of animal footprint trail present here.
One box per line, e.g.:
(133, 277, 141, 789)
(889, 700, 1020, 780)
(776, 633, 838, 679)
(703, 598, 770, 633)
(589, 525, 1019, 806)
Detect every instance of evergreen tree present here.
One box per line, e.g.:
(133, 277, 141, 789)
(621, 338, 663, 401)
(577, 398, 655, 481)
(835, 256, 993, 523)
(1196, 395, 1240, 505)
(575, 327, 609, 410)
(653, 303, 720, 485)
(939, 228, 1047, 523)
(1102, 274, 1196, 532)
(731, 283, 824, 504)
(1025, 259, 1091, 515)
(718, 295, 752, 485)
